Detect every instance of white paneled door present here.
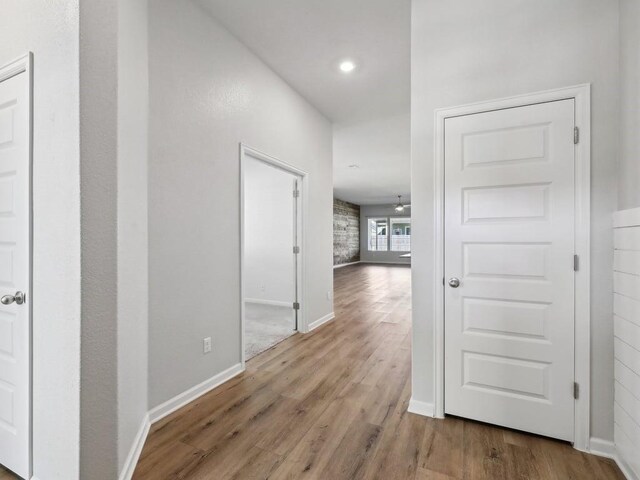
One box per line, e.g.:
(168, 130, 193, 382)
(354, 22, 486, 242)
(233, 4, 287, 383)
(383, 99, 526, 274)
(444, 100, 576, 441)
(0, 69, 31, 478)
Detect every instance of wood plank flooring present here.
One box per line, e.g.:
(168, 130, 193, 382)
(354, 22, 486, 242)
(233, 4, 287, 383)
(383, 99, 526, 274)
(133, 264, 624, 480)
(0, 466, 18, 480)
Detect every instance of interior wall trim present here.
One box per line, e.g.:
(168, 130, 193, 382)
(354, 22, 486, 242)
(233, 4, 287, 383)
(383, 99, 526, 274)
(118, 414, 150, 480)
(408, 398, 434, 418)
(119, 363, 243, 479)
(308, 312, 335, 332)
(360, 261, 410, 265)
(589, 437, 638, 480)
(333, 261, 361, 269)
(148, 363, 244, 424)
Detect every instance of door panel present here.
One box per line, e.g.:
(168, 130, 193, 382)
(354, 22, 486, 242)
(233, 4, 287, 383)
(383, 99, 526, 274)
(463, 297, 548, 342)
(0, 71, 30, 477)
(463, 183, 550, 222)
(444, 100, 575, 441)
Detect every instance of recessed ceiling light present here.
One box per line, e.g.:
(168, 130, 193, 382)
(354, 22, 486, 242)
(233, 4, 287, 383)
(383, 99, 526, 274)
(339, 60, 356, 73)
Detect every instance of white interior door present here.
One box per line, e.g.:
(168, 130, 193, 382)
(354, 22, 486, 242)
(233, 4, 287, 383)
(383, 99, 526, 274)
(444, 99, 576, 441)
(0, 69, 31, 477)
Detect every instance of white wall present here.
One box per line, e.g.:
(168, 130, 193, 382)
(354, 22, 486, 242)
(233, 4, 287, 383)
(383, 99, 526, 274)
(411, 0, 619, 442)
(619, 0, 640, 211)
(244, 157, 295, 305)
(612, 208, 640, 479)
(148, 0, 333, 408)
(360, 204, 411, 265)
(333, 112, 411, 205)
(117, 0, 149, 474)
(0, 2, 82, 479)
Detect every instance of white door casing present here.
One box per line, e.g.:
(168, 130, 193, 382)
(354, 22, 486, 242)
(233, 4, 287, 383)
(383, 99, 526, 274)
(0, 56, 32, 479)
(239, 144, 307, 367)
(443, 99, 576, 441)
(292, 177, 299, 331)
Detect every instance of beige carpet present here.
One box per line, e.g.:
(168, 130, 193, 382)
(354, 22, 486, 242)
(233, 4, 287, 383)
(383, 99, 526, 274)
(245, 303, 296, 359)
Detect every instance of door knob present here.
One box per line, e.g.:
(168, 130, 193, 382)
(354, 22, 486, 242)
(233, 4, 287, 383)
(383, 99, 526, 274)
(1, 291, 25, 305)
(448, 277, 460, 288)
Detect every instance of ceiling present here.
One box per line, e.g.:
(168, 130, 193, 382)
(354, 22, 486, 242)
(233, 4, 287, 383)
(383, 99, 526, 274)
(196, 0, 410, 124)
(196, 0, 411, 206)
(333, 112, 410, 205)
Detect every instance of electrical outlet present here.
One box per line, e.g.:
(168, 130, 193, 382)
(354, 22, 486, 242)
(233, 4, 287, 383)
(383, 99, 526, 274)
(203, 337, 212, 354)
(326, 291, 332, 300)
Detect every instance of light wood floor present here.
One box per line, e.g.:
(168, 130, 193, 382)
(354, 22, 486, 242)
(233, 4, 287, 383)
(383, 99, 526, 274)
(0, 466, 17, 480)
(133, 264, 623, 480)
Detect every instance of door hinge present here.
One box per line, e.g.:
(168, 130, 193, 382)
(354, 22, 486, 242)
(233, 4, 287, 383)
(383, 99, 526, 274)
(573, 382, 579, 399)
(293, 302, 300, 310)
(574, 254, 579, 272)
(442, 277, 445, 286)
(293, 246, 300, 254)
(574, 126, 580, 145)
(293, 189, 300, 198)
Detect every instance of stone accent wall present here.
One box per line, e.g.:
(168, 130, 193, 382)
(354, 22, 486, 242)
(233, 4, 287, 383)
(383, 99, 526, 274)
(333, 198, 360, 265)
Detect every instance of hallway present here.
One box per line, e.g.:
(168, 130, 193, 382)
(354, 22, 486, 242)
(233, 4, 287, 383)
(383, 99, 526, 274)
(133, 265, 622, 480)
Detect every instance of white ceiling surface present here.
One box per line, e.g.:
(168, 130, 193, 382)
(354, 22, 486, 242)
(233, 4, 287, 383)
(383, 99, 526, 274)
(195, 0, 410, 124)
(333, 112, 410, 205)
(196, 0, 411, 206)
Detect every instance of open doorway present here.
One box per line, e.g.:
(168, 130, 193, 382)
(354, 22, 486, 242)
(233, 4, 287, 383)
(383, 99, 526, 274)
(240, 146, 304, 362)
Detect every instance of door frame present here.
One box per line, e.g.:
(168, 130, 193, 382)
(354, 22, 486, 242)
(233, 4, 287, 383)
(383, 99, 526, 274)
(432, 84, 591, 451)
(0, 52, 33, 477)
(239, 144, 308, 368)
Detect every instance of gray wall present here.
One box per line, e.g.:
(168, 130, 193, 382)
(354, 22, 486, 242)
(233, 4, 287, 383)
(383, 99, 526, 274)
(79, 0, 119, 477)
(117, 0, 149, 474)
(360, 204, 411, 265)
(333, 198, 360, 265)
(0, 2, 82, 479)
(411, 0, 619, 441)
(81, 2, 151, 477)
(148, 0, 333, 409)
(619, 0, 640, 210)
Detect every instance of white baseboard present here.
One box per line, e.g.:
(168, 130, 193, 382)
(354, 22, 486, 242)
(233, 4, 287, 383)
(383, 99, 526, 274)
(589, 437, 638, 480)
(148, 363, 244, 424)
(617, 455, 640, 480)
(589, 437, 616, 458)
(333, 261, 361, 269)
(117, 363, 243, 479)
(119, 414, 151, 480)
(408, 397, 434, 417)
(308, 312, 335, 332)
(360, 260, 411, 265)
(244, 298, 291, 308)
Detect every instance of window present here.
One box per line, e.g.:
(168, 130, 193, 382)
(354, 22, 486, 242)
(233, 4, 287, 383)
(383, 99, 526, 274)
(368, 218, 388, 251)
(367, 216, 411, 252)
(390, 217, 411, 251)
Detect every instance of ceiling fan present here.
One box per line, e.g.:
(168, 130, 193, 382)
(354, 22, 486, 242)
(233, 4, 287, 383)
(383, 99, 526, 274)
(393, 195, 411, 212)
